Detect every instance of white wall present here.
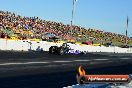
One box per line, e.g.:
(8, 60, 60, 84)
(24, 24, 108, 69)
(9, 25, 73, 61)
(0, 39, 132, 53)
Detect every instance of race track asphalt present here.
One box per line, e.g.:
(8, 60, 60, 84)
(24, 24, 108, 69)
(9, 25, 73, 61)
(0, 51, 132, 88)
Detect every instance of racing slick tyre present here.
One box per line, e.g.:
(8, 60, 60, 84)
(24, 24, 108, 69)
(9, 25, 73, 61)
(57, 47, 64, 55)
(49, 46, 57, 54)
(81, 51, 87, 55)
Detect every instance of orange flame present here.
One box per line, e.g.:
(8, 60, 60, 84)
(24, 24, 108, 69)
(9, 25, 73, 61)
(78, 66, 86, 76)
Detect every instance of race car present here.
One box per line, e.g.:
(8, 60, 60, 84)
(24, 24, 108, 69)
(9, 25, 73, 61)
(49, 43, 86, 55)
(49, 43, 71, 55)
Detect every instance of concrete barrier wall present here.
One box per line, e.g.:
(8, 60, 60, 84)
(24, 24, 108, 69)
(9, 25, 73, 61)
(0, 39, 132, 53)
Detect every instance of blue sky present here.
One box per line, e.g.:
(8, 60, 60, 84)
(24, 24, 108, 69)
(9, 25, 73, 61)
(0, 0, 132, 36)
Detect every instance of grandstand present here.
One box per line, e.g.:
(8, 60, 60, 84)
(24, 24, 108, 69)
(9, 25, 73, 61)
(0, 11, 132, 47)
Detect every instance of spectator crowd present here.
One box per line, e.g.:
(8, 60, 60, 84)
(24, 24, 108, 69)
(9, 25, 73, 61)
(0, 11, 132, 46)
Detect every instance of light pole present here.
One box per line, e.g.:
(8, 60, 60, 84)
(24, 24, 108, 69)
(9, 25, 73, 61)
(71, 0, 77, 36)
(125, 16, 129, 45)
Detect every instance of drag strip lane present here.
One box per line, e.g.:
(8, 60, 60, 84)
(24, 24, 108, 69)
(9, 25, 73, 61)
(0, 51, 132, 78)
(0, 59, 109, 66)
(0, 57, 131, 66)
(0, 62, 50, 66)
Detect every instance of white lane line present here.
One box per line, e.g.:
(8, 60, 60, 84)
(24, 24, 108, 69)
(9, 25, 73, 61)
(74, 60, 91, 62)
(53, 61, 72, 63)
(26, 62, 49, 64)
(93, 59, 108, 61)
(0, 62, 49, 66)
(120, 58, 131, 60)
(44, 65, 58, 67)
